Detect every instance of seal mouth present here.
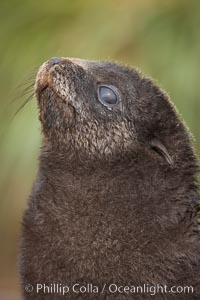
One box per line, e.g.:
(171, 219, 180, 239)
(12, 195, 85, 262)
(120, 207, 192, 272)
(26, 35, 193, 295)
(35, 62, 54, 100)
(35, 59, 79, 129)
(35, 59, 76, 105)
(35, 57, 87, 102)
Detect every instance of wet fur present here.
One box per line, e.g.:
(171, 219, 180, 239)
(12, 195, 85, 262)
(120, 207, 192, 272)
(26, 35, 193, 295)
(20, 58, 200, 299)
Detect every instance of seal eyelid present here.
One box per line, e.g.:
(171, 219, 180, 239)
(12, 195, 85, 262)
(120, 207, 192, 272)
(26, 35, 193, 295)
(97, 85, 120, 109)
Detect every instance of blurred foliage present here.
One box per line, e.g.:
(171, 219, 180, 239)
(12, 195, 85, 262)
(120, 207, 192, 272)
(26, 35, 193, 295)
(0, 0, 200, 297)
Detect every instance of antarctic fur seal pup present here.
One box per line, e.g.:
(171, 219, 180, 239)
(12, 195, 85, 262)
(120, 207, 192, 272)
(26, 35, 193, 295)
(20, 57, 200, 299)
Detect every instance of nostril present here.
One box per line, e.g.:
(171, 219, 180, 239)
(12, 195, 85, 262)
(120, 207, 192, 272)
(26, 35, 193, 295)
(48, 57, 64, 67)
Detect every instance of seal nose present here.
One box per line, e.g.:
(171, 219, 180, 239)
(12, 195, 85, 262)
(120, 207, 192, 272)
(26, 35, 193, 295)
(48, 57, 64, 67)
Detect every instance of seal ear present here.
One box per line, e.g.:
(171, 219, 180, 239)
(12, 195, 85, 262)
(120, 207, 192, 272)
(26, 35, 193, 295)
(150, 138, 173, 165)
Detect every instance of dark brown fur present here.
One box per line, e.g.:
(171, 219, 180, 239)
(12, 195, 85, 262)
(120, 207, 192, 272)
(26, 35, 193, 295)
(20, 58, 200, 299)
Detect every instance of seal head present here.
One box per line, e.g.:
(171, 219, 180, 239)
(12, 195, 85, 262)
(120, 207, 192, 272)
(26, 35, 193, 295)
(35, 57, 191, 167)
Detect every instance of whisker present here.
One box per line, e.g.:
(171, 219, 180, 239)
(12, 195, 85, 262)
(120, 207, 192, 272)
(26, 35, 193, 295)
(11, 84, 35, 104)
(13, 92, 35, 117)
(16, 78, 35, 90)
(17, 79, 35, 87)
(6, 66, 40, 123)
(21, 83, 35, 94)
(15, 66, 38, 89)
(18, 89, 34, 100)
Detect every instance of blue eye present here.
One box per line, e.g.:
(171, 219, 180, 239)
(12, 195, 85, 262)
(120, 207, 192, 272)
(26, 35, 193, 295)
(98, 86, 119, 108)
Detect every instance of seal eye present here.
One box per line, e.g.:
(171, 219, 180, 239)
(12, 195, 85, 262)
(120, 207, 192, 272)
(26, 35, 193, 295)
(98, 86, 119, 108)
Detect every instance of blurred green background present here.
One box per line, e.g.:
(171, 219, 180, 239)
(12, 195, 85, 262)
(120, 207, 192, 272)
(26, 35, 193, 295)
(0, 0, 200, 298)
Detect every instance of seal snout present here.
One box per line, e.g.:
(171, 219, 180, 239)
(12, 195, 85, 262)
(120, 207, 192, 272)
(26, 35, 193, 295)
(35, 57, 65, 97)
